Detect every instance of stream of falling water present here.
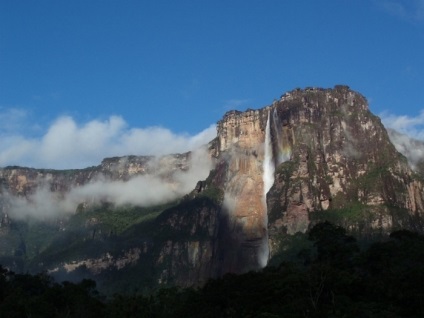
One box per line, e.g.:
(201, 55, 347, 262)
(260, 111, 275, 267)
(263, 111, 275, 198)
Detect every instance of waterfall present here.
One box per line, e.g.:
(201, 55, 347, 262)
(260, 111, 275, 267)
(263, 111, 275, 197)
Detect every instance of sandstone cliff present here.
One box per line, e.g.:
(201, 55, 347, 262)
(1, 85, 424, 293)
(0, 153, 191, 196)
(200, 85, 424, 273)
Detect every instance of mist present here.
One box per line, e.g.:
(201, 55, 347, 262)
(381, 112, 424, 168)
(386, 128, 424, 169)
(4, 147, 214, 220)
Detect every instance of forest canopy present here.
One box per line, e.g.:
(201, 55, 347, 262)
(1, 222, 424, 317)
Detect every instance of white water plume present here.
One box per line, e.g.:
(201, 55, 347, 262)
(260, 111, 275, 267)
(263, 111, 276, 199)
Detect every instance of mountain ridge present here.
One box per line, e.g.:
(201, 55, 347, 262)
(1, 85, 424, 294)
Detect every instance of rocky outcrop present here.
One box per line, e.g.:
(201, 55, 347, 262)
(151, 195, 222, 287)
(214, 108, 270, 271)
(2, 85, 424, 293)
(0, 153, 191, 197)
(51, 247, 142, 275)
(260, 87, 424, 261)
(206, 85, 424, 269)
(0, 151, 210, 279)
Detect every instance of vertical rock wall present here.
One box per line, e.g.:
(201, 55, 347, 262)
(215, 108, 270, 271)
(214, 86, 424, 269)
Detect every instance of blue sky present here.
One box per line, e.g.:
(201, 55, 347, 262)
(1, 0, 424, 168)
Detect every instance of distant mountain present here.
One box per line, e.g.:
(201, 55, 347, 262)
(1, 85, 424, 294)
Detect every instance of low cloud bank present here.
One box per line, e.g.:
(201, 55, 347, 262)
(0, 113, 216, 169)
(386, 129, 424, 169)
(5, 148, 214, 220)
(381, 111, 424, 168)
(381, 111, 424, 139)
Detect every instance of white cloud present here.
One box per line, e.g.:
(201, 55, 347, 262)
(380, 110, 424, 139)
(6, 147, 214, 220)
(381, 111, 424, 167)
(379, 0, 424, 23)
(65, 148, 214, 209)
(0, 108, 217, 220)
(386, 129, 424, 168)
(0, 112, 217, 169)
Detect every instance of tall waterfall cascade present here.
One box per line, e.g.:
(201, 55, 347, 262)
(260, 111, 275, 267)
(263, 111, 275, 199)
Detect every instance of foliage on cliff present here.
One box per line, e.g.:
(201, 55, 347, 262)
(2, 222, 424, 317)
(2, 86, 424, 300)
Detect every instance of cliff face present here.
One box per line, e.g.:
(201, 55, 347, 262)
(266, 87, 424, 235)
(1, 85, 424, 293)
(0, 152, 206, 275)
(207, 85, 424, 271)
(214, 109, 270, 271)
(0, 153, 190, 196)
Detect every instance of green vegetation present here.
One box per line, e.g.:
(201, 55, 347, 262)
(20, 195, 219, 295)
(19, 221, 60, 259)
(197, 185, 224, 204)
(355, 164, 390, 193)
(2, 222, 424, 317)
(0, 269, 104, 317)
(268, 160, 299, 224)
(311, 202, 369, 224)
(20, 202, 179, 277)
(71, 202, 175, 235)
(153, 197, 220, 242)
(268, 232, 312, 267)
(275, 158, 297, 176)
(197, 168, 225, 204)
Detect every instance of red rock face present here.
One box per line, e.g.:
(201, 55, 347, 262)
(0, 154, 192, 197)
(2, 85, 424, 291)
(265, 87, 424, 260)
(214, 86, 424, 269)
(213, 108, 271, 271)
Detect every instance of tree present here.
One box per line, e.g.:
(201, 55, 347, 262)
(308, 221, 359, 268)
